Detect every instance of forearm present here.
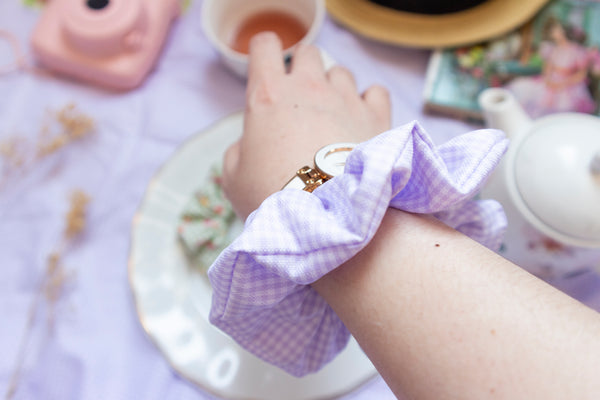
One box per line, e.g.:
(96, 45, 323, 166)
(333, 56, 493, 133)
(313, 209, 600, 400)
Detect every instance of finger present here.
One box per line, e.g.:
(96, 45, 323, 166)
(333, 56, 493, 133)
(362, 84, 392, 129)
(222, 140, 241, 197)
(326, 66, 358, 95)
(247, 32, 285, 86)
(288, 43, 325, 78)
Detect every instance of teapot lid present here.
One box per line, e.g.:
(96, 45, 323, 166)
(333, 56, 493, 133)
(506, 113, 600, 248)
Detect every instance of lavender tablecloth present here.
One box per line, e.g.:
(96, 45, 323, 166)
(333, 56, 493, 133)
(1, 1, 599, 399)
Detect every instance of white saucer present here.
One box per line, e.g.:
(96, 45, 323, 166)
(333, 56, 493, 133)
(128, 111, 378, 400)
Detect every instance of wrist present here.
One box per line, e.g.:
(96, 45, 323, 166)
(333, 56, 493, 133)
(312, 209, 435, 294)
(229, 142, 357, 219)
(209, 121, 508, 376)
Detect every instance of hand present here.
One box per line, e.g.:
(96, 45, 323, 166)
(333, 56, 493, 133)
(222, 32, 391, 220)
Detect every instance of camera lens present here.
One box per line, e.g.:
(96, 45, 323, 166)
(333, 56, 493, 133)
(86, 0, 109, 10)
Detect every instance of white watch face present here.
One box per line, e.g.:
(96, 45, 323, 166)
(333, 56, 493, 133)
(314, 143, 356, 178)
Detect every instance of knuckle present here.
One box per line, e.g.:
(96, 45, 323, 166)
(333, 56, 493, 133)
(295, 43, 320, 58)
(222, 142, 240, 183)
(367, 84, 390, 98)
(246, 79, 280, 108)
(330, 65, 351, 75)
(328, 65, 353, 80)
(304, 76, 328, 93)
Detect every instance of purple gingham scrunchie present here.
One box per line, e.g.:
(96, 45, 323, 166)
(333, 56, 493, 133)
(208, 121, 508, 376)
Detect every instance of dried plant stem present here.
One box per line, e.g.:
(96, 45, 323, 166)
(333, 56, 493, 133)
(4, 190, 90, 400)
(4, 282, 43, 400)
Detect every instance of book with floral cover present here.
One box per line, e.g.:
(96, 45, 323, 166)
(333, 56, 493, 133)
(423, 0, 600, 122)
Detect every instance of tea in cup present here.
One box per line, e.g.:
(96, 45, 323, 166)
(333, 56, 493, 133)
(202, 0, 326, 78)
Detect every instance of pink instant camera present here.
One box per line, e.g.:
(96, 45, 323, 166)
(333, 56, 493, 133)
(31, 0, 180, 90)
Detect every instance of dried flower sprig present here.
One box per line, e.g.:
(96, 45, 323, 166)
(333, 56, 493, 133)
(0, 136, 28, 173)
(0, 104, 95, 190)
(36, 104, 95, 158)
(63, 190, 90, 240)
(5, 189, 91, 400)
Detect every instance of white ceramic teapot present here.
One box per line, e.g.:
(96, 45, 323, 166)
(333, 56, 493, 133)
(478, 87, 600, 280)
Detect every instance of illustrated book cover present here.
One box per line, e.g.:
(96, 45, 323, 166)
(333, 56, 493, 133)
(423, 0, 600, 121)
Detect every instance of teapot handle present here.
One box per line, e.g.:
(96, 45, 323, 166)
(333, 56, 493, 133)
(478, 88, 532, 141)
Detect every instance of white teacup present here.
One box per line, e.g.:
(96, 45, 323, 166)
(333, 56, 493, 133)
(202, 0, 326, 78)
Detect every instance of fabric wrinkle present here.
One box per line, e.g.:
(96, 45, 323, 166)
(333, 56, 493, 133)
(208, 121, 509, 376)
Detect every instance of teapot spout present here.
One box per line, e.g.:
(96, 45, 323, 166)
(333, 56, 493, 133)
(478, 88, 532, 140)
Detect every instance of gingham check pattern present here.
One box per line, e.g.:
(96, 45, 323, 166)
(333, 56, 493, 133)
(208, 121, 509, 376)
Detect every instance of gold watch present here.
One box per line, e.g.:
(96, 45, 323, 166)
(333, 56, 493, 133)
(283, 143, 356, 192)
